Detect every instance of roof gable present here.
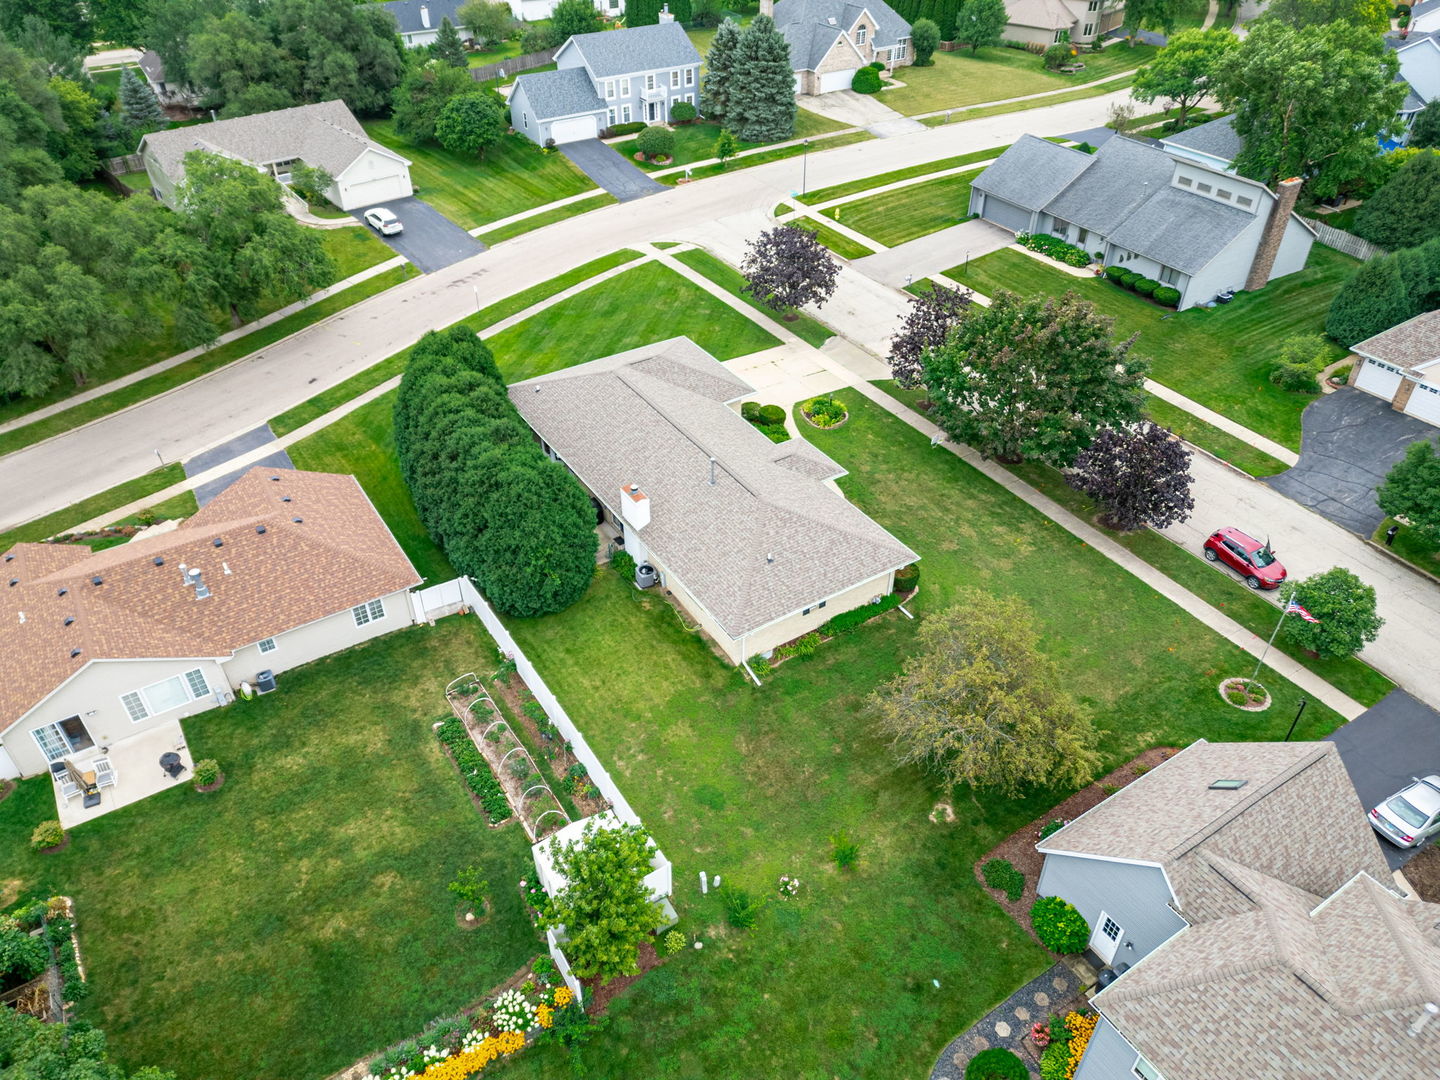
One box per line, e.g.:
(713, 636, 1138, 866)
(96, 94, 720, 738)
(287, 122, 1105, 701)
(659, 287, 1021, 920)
(511, 67, 606, 121)
(565, 22, 701, 79)
(774, 0, 912, 68)
(379, 0, 467, 35)
(971, 134, 1094, 211)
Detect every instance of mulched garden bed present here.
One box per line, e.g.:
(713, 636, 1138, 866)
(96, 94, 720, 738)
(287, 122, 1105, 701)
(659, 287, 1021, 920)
(582, 937, 669, 1017)
(489, 670, 610, 819)
(1404, 845, 1440, 903)
(974, 747, 1178, 943)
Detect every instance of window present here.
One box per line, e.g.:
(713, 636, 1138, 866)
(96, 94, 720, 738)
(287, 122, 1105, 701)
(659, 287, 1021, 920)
(1235, 195, 1253, 208)
(1158, 265, 1180, 285)
(1196, 181, 1212, 194)
(607, 107, 617, 125)
(1054, 29, 1064, 42)
(621, 104, 632, 122)
(1133, 1056, 1166, 1080)
(1083, 21, 1094, 35)
(645, 73, 656, 91)
(818, 600, 827, 609)
(258, 637, 277, 654)
(605, 80, 616, 99)
(620, 77, 631, 96)
(803, 606, 812, 615)
(352, 598, 386, 627)
(522, 111, 529, 128)
(670, 69, 680, 88)
(682, 93, 694, 104)
(893, 39, 906, 58)
(1088, 0, 1098, 9)
(684, 66, 694, 85)
(609, 0, 619, 9)
(856, 25, 867, 44)
(1100, 916, 1121, 942)
(1177, 175, 1193, 187)
(121, 668, 210, 723)
(1216, 187, 1232, 201)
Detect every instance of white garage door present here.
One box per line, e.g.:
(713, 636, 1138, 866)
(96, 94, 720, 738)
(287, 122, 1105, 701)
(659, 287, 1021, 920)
(1405, 380, 1440, 426)
(819, 68, 855, 93)
(981, 194, 1033, 233)
(1356, 357, 1404, 401)
(550, 115, 599, 144)
(342, 173, 410, 210)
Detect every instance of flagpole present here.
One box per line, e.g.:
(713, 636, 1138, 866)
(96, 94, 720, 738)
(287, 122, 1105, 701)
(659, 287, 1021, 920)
(1250, 587, 1295, 685)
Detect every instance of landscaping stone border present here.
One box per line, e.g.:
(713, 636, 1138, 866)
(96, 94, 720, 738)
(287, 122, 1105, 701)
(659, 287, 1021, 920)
(929, 963, 1083, 1080)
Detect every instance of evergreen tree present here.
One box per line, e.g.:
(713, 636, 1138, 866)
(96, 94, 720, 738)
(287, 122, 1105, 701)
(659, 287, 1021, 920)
(702, 17, 741, 124)
(551, 0, 605, 38)
(934, 0, 961, 41)
(1352, 151, 1440, 251)
(1411, 100, 1440, 149)
(118, 66, 166, 137)
(730, 15, 796, 143)
(910, 18, 941, 65)
(1325, 249, 1413, 345)
(626, 0, 662, 25)
(433, 17, 469, 67)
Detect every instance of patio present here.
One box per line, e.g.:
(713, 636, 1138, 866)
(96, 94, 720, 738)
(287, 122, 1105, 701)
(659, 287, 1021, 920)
(52, 718, 194, 830)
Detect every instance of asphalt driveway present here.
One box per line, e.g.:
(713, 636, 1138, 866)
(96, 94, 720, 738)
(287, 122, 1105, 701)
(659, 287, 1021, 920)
(559, 140, 665, 202)
(184, 425, 293, 505)
(1327, 689, 1440, 870)
(348, 196, 485, 273)
(1265, 388, 1438, 536)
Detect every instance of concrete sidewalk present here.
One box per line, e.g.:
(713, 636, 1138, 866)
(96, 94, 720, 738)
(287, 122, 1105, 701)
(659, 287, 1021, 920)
(854, 219, 1012, 288)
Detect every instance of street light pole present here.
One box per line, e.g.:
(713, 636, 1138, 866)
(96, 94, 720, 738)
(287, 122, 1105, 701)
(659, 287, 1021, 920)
(1284, 698, 1308, 741)
(801, 139, 810, 195)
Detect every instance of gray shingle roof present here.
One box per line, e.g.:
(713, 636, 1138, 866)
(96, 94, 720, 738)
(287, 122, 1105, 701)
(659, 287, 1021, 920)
(513, 67, 606, 121)
(1352, 309, 1440, 370)
(1414, 0, 1440, 20)
(970, 134, 1093, 211)
(1160, 113, 1242, 164)
(1003, 0, 1077, 31)
(380, 0, 467, 35)
(562, 22, 701, 79)
(1044, 134, 1176, 237)
(774, 0, 912, 70)
(509, 338, 917, 638)
(1105, 183, 1255, 275)
(140, 100, 405, 186)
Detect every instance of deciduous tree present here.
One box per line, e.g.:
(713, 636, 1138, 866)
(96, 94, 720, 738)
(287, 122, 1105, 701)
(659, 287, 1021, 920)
(923, 289, 1148, 466)
(1124, 0, 1183, 35)
(701, 17, 742, 124)
(729, 15, 796, 142)
(957, 0, 1007, 53)
(433, 17, 470, 68)
(713, 126, 738, 164)
(1262, 0, 1390, 32)
(1280, 567, 1383, 659)
(1378, 440, 1440, 546)
(435, 90, 507, 157)
(1067, 422, 1195, 531)
(289, 161, 334, 204)
(459, 0, 515, 47)
(1131, 28, 1237, 130)
(741, 224, 839, 318)
(888, 280, 972, 388)
(869, 596, 1102, 795)
(540, 820, 663, 982)
(910, 17, 940, 65)
(1411, 100, 1440, 149)
(1213, 19, 1405, 197)
(392, 60, 475, 142)
(0, 1006, 177, 1080)
(13, 15, 86, 80)
(551, 0, 606, 39)
(118, 66, 167, 138)
(1352, 151, 1440, 251)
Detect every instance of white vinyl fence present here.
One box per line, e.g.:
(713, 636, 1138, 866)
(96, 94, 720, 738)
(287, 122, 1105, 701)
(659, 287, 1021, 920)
(545, 927, 585, 1006)
(1310, 219, 1386, 262)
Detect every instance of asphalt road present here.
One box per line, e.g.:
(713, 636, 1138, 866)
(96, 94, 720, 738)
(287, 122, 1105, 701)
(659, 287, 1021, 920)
(351, 196, 486, 273)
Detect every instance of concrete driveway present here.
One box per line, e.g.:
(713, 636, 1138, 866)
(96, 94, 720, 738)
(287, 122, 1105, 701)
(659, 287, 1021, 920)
(559, 140, 664, 202)
(798, 90, 924, 137)
(1327, 690, 1440, 870)
(349, 196, 485, 273)
(1266, 388, 1438, 536)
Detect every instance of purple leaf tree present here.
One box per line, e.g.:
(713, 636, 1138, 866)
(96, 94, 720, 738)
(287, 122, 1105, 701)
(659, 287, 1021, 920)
(888, 281, 972, 388)
(1068, 422, 1196, 532)
(740, 225, 839, 320)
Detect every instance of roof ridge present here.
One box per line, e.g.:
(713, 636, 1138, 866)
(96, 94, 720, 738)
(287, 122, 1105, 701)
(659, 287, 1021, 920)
(1352, 873, 1440, 1011)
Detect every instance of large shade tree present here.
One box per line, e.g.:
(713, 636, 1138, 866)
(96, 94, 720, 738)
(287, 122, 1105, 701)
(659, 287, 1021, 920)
(1067, 422, 1195, 531)
(1377, 440, 1440, 547)
(393, 60, 476, 143)
(1262, 0, 1390, 31)
(1352, 151, 1440, 251)
(922, 289, 1149, 466)
(435, 91, 508, 157)
(869, 595, 1102, 795)
(1280, 567, 1384, 659)
(1131, 28, 1237, 130)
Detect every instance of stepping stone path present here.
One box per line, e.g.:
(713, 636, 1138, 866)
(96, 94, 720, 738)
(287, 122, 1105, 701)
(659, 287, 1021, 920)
(929, 963, 1084, 1080)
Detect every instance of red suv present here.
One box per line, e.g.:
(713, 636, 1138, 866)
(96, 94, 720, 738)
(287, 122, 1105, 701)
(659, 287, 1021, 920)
(1202, 527, 1287, 590)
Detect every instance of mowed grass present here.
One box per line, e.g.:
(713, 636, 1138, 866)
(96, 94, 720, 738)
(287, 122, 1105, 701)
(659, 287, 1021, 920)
(0, 465, 186, 550)
(488, 389, 1347, 1080)
(882, 44, 1157, 115)
(672, 247, 835, 347)
(633, 111, 850, 172)
(473, 191, 618, 244)
(796, 217, 877, 260)
(319, 224, 400, 278)
(798, 144, 1010, 205)
(823, 169, 981, 247)
(0, 619, 537, 1080)
(364, 119, 595, 229)
(946, 246, 1358, 449)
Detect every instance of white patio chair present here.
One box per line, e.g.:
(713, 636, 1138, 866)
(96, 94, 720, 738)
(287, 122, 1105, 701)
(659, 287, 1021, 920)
(57, 779, 81, 803)
(93, 758, 117, 789)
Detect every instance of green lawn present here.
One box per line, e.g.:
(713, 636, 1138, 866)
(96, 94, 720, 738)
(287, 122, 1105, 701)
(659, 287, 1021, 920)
(633, 112, 850, 172)
(484, 389, 1347, 1080)
(796, 216, 876, 260)
(0, 618, 537, 1080)
(473, 192, 618, 244)
(824, 169, 981, 247)
(882, 44, 1157, 115)
(485, 260, 781, 377)
(319, 225, 399, 278)
(1373, 517, 1440, 579)
(1144, 395, 1289, 479)
(673, 247, 835, 348)
(364, 120, 595, 229)
(920, 73, 1137, 125)
(467, 38, 525, 65)
(117, 170, 150, 191)
(945, 246, 1357, 450)
(659, 130, 873, 185)
(797, 144, 1010, 205)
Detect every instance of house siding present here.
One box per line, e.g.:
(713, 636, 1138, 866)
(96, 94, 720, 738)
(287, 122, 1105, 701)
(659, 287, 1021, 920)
(1073, 1015, 1143, 1080)
(1036, 853, 1186, 963)
(142, 144, 180, 208)
(332, 147, 413, 210)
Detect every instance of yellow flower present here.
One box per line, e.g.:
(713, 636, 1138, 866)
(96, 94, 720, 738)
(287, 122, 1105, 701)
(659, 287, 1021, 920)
(536, 1004, 554, 1029)
(553, 986, 573, 1008)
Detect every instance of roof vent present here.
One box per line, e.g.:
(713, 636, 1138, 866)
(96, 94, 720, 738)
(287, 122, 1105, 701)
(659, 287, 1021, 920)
(213, 537, 224, 547)
(154, 557, 165, 566)
(1208, 779, 1247, 790)
(282, 496, 292, 502)
(57, 588, 67, 597)
(765, 553, 774, 564)
(292, 517, 303, 524)
(64, 617, 74, 626)
(271, 475, 281, 481)
(189, 567, 210, 600)
(7, 579, 16, 587)
(256, 525, 267, 535)
(70, 647, 82, 658)
(3, 553, 12, 562)
(91, 576, 103, 587)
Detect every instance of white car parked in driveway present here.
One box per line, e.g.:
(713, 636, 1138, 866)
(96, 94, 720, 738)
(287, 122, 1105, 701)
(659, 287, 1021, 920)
(363, 207, 403, 236)
(1370, 775, 1440, 848)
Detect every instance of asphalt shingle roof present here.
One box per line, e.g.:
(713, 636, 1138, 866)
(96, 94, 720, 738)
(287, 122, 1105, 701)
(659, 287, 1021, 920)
(508, 338, 917, 639)
(970, 134, 1093, 211)
(0, 468, 421, 732)
(1105, 183, 1255, 275)
(1043, 134, 1177, 237)
(1003, 0, 1076, 31)
(1160, 113, 1242, 164)
(140, 100, 405, 187)
(774, 0, 913, 69)
(380, 0, 466, 35)
(1352, 310, 1440, 371)
(513, 67, 606, 121)
(563, 22, 700, 78)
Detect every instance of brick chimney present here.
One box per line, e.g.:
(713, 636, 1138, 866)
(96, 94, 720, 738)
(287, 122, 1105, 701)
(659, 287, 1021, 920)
(1244, 177, 1303, 292)
(760, 0, 774, 16)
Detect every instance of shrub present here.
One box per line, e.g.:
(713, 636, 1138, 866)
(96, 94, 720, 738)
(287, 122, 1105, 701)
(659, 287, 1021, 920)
(0, 916, 48, 983)
(830, 829, 860, 869)
(721, 885, 764, 929)
(965, 1047, 1028, 1080)
(802, 394, 847, 426)
(1042, 42, 1072, 69)
(635, 124, 675, 160)
(758, 423, 790, 443)
(437, 717, 512, 822)
(1132, 278, 1159, 297)
(1152, 285, 1181, 307)
(1120, 271, 1141, 289)
(193, 758, 220, 787)
(609, 121, 646, 136)
(1103, 265, 1126, 281)
(893, 562, 920, 593)
(1267, 334, 1330, 392)
(30, 820, 64, 851)
(1078, 141, 1097, 154)
(818, 592, 902, 636)
(520, 24, 556, 51)
(611, 548, 637, 580)
(757, 403, 786, 426)
(1016, 231, 1091, 268)
(1270, 362, 1321, 393)
(449, 865, 489, 908)
(776, 631, 822, 659)
(1039, 818, 1067, 839)
(981, 858, 1025, 901)
(663, 928, 686, 954)
(741, 400, 762, 421)
(1031, 895, 1090, 953)
(669, 100, 697, 123)
(1039, 1042, 1069, 1080)
(851, 65, 882, 93)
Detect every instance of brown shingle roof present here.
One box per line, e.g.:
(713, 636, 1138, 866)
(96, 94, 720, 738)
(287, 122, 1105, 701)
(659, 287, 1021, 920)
(1352, 309, 1440, 372)
(0, 468, 420, 732)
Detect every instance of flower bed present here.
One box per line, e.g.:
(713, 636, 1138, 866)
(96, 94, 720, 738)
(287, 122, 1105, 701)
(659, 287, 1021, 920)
(1015, 232, 1092, 269)
(800, 394, 848, 429)
(465, 697, 569, 841)
(488, 668, 609, 819)
(436, 716, 512, 825)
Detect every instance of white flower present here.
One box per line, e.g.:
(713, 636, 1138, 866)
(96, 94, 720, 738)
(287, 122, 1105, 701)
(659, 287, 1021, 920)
(694, 940, 703, 949)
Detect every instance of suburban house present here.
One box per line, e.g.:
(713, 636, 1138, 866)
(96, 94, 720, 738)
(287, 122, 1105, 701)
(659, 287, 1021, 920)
(1156, 113, 1240, 174)
(771, 0, 913, 95)
(1037, 739, 1438, 1079)
(139, 100, 413, 211)
(380, 0, 471, 48)
(1348, 310, 1440, 427)
(1000, 0, 1124, 47)
(1386, 29, 1440, 145)
(1412, 0, 1440, 32)
(0, 467, 420, 824)
(137, 49, 200, 106)
(509, 19, 700, 145)
(969, 133, 1315, 310)
(507, 337, 919, 666)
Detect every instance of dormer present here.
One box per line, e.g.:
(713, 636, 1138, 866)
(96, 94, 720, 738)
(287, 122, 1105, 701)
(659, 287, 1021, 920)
(1170, 161, 1264, 215)
(847, 8, 876, 46)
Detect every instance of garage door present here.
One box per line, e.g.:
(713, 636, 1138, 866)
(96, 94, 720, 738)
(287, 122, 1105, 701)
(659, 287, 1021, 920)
(819, 68, 855, 93)
(1406, 380, 1440, 426)
(980, 194, 1032, 233)
(550, 115, 599, 144)
(1356, 357, 1404, 401)
(342, 173, 410, 210)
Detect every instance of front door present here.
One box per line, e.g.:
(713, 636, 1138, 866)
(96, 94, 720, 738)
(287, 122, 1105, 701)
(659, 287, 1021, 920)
(31, 716, 94, 762)
(1089, 910, 1123, 964)
(646, 99, 659, 122)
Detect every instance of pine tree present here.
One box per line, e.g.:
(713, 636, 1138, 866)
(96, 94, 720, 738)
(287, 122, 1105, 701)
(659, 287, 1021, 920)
(730, 15, 796, 143)
(434, 17, 469, 67)
(702, 17, 741, 124)
(117, 66, 166, 136)
(626, 0, 662, 25)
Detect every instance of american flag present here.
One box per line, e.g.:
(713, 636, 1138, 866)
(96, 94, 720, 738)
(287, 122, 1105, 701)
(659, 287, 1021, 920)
(1285, 600, 1320, 624)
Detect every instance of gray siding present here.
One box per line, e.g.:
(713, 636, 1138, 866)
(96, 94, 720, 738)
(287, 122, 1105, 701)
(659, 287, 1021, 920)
(977, 192, 1035, 233)
(1073, 1015, 1142, 1080)
(1036, 853, 1186, 964)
